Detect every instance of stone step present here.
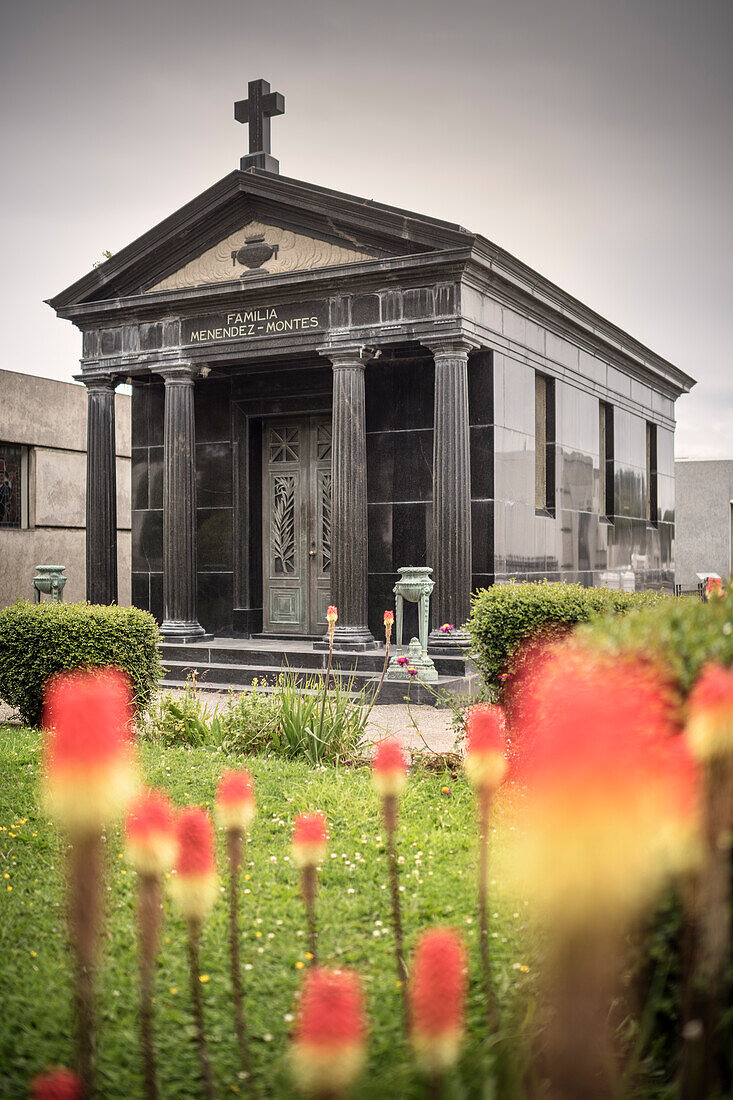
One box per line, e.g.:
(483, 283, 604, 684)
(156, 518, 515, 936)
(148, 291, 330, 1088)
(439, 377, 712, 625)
(158, 642, 471, 677)
(161, 674, 475, 707)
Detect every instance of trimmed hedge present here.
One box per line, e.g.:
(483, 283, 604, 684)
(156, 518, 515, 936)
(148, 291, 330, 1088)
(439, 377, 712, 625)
(467, 580, 668, 689)
(0, 601, 163, 726)
(579, 581, 733, 695)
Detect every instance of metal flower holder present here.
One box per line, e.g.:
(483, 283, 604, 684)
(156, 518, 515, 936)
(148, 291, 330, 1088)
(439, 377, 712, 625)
(386, 565, 438, 683)
(33, 565, 67, 603)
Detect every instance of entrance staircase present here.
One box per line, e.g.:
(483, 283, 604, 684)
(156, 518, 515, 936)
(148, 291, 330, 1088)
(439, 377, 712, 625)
(159, 636, 478, 707)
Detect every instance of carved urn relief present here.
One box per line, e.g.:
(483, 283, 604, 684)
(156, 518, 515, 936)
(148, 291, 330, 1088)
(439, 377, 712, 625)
(231, 235, 280, 275)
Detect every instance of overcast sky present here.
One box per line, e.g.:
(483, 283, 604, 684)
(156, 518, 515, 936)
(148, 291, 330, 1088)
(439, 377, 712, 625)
(2, 0, 731, 457)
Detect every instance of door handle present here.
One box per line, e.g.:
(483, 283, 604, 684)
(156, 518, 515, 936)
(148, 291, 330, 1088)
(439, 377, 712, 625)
(309, 548, 317, 557)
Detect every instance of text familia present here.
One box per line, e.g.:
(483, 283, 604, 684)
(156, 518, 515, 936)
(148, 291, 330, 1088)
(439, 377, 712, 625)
(186, 307, 321, 344)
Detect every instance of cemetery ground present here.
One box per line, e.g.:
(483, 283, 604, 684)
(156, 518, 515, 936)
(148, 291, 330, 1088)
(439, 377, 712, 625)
(0, 723, 531, 1099)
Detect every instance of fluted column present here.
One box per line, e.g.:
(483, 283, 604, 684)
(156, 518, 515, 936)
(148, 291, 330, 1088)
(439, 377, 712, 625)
(428, 338, 474, 649)
(325, 347, 376, 650)
(84, 375, 118, 605)
(158, 364, 205, 639)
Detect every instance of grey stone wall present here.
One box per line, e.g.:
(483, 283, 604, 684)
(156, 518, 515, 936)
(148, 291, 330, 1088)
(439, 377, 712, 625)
(0, 369, 131, 607)
(675, 459, 733, 589)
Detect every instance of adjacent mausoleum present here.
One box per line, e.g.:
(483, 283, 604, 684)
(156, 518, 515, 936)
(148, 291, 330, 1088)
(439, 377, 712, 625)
(49, 81, 695, 652)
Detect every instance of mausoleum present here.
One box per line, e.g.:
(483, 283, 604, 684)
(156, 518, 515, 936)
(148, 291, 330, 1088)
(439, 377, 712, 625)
(49, 82, 695, 684)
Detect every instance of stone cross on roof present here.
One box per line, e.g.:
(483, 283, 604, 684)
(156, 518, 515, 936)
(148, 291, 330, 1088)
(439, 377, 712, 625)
(234, 79, 285, 174)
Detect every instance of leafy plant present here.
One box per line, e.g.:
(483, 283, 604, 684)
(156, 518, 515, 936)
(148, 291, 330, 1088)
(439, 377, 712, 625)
(143, 676, 224, 747)
(467, 580, 667, 690)
(0, 600, 162, 726)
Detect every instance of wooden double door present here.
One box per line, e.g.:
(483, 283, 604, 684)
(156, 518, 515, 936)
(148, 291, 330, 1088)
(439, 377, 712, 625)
(262, 417, 332, 634)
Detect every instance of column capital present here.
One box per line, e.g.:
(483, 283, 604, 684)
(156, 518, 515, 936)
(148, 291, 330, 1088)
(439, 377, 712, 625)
(80, 371, 118, 394)
(317, 343, 375, 370)
(152, 361, 199, 385)
(425, 334, 480, 360)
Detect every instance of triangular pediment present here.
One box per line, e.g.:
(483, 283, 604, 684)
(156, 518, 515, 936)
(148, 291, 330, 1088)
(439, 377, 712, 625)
(147, 218, 375, 292)
(49, 170, 473, 310)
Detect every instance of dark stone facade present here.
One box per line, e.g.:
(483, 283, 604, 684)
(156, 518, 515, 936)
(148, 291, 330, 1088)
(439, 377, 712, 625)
(50, 168, 692, 641)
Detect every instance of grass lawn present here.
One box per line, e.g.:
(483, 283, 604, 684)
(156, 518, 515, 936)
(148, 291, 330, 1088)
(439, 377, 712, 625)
(0, 725, 532, 1099)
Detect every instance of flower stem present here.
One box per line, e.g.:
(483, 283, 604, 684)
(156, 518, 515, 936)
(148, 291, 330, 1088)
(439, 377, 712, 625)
(68, 832, 102, 1097)
(227, 830, 255, 1090)
(138, 874, 162, 1100)
(363, 637, 391, 723)
(186, 918, 218, 1100)
(384, 795, 410, 1033)
(477, 788, 498, 1032)
(317, 632, 335, 750)
(301, 865, 319, 965)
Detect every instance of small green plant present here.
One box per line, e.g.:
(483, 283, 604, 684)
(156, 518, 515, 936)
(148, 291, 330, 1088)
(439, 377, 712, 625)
(272, 668, 368, 765)
(143, 676, 225, 747)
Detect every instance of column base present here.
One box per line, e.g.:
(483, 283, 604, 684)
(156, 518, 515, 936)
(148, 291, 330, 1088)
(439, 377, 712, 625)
(427, 627, 471, 656)
(313, 625, 377, 651)
(160, 619, 210, 643)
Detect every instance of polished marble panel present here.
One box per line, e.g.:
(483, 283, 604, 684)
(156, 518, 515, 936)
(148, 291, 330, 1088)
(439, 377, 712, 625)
(657, 427, 675, 479)
(196, 442, 233, 508)
(131, 508, 162, 573)
(657, 474, 675, 524)
(131, 450, 148, 511)
(556, 446, 596, 514)
(495, 356, 535, 436)
(468, 349, 493, 425)
(197, 508, 233, 571)
(392, 502, 430, 568)
(131, 571, 149, 612)
(471, 500, 493, 576)
(195, 379, 231, 443)
(198, 572, 234, 634)
(614, 409, 647, 470)
(367, 429, 433, 503)
(556, 383, 600, 455)
(470, 425, 493, 500)
(494, 427, 534, 506)
(148, 447, 164, 510)
(366, 358, 434, 433)
(367, 503, 393, 574)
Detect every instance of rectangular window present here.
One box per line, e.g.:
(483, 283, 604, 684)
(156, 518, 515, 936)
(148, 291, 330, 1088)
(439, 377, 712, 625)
(599, 401, 614, 519)
(535, 373, 555, 513)
(646, 421, 658, 526)
(0, 443, 26, 529)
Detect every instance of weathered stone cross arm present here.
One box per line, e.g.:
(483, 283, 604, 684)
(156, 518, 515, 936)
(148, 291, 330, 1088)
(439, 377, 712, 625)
(234, 79, 285, 173)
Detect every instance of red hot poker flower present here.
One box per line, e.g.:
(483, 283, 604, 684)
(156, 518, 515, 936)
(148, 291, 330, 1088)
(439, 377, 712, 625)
(326, 605, 338, 626)
(292, 812, 329, 869)
(31, 1067, 83, 1100)
(169, 808, 218, 921)
(384, 610, 394, 626)
(372, 738, 408, 799)
(500, 647, 697, 923)
(706, 577, 723, 599)
(410, 928, 467, 1073)
(42, 667, 138, 834)
(125, 789, 177, 876)
(215, 769, 256, 832)
(686, 663, 733, 762)
(291, 968, 366, 1094)
(463, 704, 507, 791)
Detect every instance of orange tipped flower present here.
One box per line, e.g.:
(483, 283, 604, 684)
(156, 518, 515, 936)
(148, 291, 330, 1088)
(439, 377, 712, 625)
(31, 1067, 83, 1100)
(384, 609, 394, 643)
(499, 647, 699, 924)
(169, 808, 218, 921)
(326, 605, 338, 628)
(125, 789, 177, 876)
(410, 929, 467, 1074)
(686, 663, 733, 762)
(291, 968, 366, 1094)
(42, 668, 138, 834)
(292, 812, 329, 869)
(215, 769, 256, 832)
(706, 576, 723, 599)
(463, 705, 508, 791)
(372, 738, 408, 799)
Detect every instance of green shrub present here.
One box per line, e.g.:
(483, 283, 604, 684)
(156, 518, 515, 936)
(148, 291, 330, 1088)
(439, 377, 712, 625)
(578, 583, 733, 694)
(467, 580, 667, 689)
(0, 600, 162, 726)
